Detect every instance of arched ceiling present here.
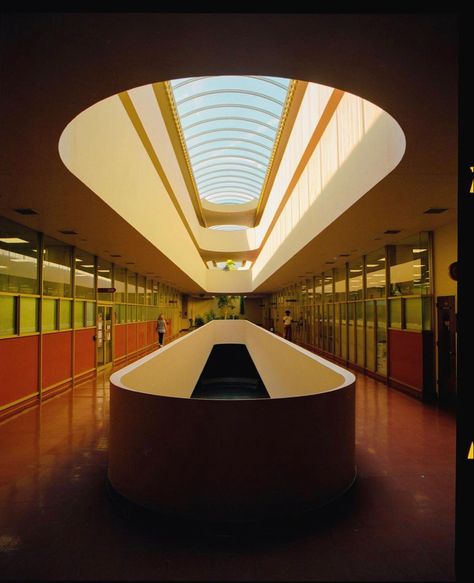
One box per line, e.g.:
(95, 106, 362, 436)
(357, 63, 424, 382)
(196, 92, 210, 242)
(0, 12, 458, 294)
(168, 75, 292, 207)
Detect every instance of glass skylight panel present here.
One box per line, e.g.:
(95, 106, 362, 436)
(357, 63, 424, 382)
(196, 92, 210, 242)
(169, 76, 291, 205)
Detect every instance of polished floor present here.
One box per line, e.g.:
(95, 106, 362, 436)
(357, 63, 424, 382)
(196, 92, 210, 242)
(0, 348, 456, 581)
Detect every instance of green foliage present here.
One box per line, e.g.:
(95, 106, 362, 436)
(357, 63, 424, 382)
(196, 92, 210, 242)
(194, 315, 205, 327)
(204, 309, 217, 322)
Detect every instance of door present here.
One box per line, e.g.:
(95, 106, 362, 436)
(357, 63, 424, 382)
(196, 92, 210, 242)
(97, 305, 113, 368)
(436, 296, 456, 404)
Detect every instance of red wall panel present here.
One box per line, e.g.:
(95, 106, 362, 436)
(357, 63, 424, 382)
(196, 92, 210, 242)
(137, 322, 147, 350)
(74, 329, 96, 374)
(147, 321, 157, 346)
(114, 324, 127, 358)
(42, 331, 72, 389)
(127, 323, 137, 354)
(0, 336, 39, 407)
(389, 329, 423, 390)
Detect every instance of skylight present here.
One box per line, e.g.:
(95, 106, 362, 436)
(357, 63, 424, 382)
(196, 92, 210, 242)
(168, 76, 292, 205)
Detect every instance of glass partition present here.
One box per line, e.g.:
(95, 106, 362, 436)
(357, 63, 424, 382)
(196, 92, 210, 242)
(43, 237, 72, 297)
(366, 249, 386, 299)
(75, 251, 95, 300)
(0, 217, 39, 294)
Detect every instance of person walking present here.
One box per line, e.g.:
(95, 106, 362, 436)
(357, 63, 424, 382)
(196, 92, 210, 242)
(156, 314, 167, 347)
(283, 310, 293, 341)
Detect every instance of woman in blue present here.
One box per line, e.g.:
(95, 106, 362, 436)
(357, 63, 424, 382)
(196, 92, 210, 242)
(156, 314, 167, 347)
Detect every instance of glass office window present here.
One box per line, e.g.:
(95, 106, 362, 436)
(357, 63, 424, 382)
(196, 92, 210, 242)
(314, 276, 322, 303)
(59, 300, 72, 330)
(376, 300, 387, 374)
(137, 276, 146, 304)
(75, 251, 95, 300)
(348, 303, 356, 363)
(388, 232, 430, 296)
(127, 272, 137, 303)
(127, 304, 137, 322)
(334, 267, 346, 302)
(0, 295, 16, 336)
(365, 301, 375, 371)
(97, 259, 113, 302)
(366, 249, 386, 299)
(86, 302, 95, 327)
(146, 279, 153, 305)
(74, 301, 85, 328)
(116, 304, 126, 324)
(152, 281, 159, 306)
(323, 272, 333, 303)
(405, 297, 422, 330)
(115, 267, 126, 303)
(326, 304, 334, 352)
(20, 297, 38, 334)
(356, 301, 365, 367)
(43, 238, 72, 297)
(315, 305, 323, 349)
(42, 298, 57, 332)
(348, 261, 364, 300)
(0, 217, 39, 294)
(334, 303, 341, 357)
(389, 298, 402, 329)
(340, 302, 347, 360)
(422, 296, 432, 331)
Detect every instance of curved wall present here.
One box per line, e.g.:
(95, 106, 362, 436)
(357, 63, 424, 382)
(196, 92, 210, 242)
(109, 321, 356, 522)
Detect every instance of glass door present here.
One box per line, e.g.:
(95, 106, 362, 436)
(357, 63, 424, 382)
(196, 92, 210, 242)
(97, 305, 113, 368)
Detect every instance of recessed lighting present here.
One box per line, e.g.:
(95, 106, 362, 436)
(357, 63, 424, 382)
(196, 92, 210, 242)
(0, 237, 29, 244)
(110, 254, 122, 258)
(75, 258, 83, 262)
(97, 269, 110, 273)
(14, 208, 38, 215)
(81, 264, 94, 268)
(350, 269, 362, 273)
(413, 248, 427, 253)
(58, 229, 78, 235)
(366, 264, 380, 268)
(384, 230, 401, 235)
(339, 253, 350, 257)
(424, 207, 448, 214)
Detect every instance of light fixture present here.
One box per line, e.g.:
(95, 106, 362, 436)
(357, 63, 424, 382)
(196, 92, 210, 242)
(0, 237, 29, 244)
(413, 248, 427, 253)
(14, 208, 38, 215)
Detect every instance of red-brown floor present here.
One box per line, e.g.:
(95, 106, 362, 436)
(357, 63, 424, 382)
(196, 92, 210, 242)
(0, 350, 456, 581)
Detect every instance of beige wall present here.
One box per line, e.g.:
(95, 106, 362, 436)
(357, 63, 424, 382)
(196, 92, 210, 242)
(243, 298, 264, 325)
(114, 320, 354, 399)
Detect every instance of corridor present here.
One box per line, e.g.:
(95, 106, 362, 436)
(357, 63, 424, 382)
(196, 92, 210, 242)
(0, 357, 455, 581)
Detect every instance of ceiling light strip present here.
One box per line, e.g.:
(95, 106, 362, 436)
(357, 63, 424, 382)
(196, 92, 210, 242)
(119, 90, 208, 269)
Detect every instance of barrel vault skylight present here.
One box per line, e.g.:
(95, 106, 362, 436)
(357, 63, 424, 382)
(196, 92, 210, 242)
(168, 76, 292, 206)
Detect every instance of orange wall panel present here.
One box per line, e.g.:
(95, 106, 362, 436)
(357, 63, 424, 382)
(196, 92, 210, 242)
(389, 329, 423, 390)
(0, 336, 39, 407)
(137, 322, 147, 349)
(115, 324, 127, 358)
(147, 321, 157, 346)
(127, 323, 137, 354)
(42, 331, 72, 389)
(74, 329, 96, 374)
